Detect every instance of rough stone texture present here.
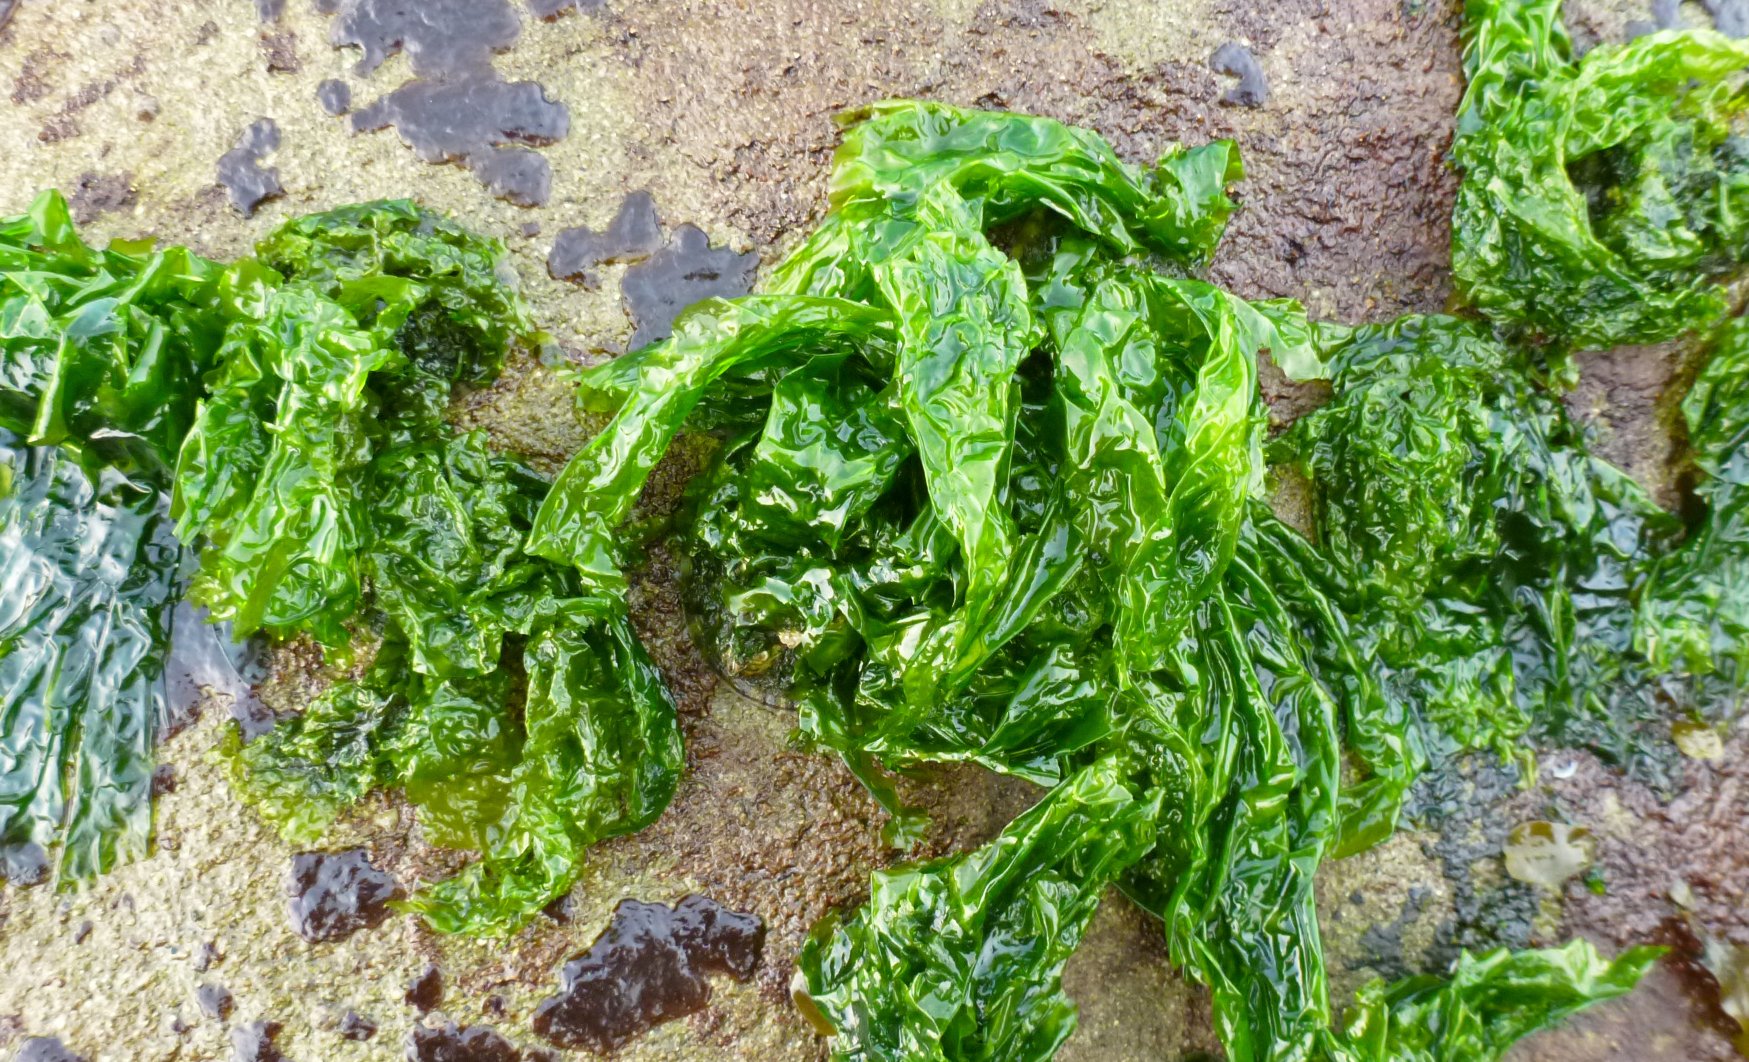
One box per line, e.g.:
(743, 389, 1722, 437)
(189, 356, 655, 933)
(0, 0, 1740, 1060)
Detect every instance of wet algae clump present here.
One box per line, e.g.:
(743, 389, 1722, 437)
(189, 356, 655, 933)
(2, 0, 1749, 1057)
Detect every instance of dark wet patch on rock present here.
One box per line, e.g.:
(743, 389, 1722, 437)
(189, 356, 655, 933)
(407, 1022, 523, 1061)
(255, 0, 286, 20)
(321, 0, 568, 206)
(327, 0, 521, 77)
(197, 983, 234, 1021)
(337, 1009, 377, 1041)
(351, 76, 567, 207)
(0, 0, 17, 35)
(285, 848, 404, 943)
(217, 118, 284, 218)
(548, 190, 663, 287)
(14, 1037, 88, 1062)
(1404, 757, 1542, 968)
(406, 963, 444, 1012)
(531, 895, 765, 1053)
(66, 171, 136, 225)
(229, 1020, 289, 1062)
(0, 841, 50, 887)
(10, 48, 65, 105)
(622, 225, 759, 350)
(1210, 42, 1268, 108)
(316, 79, 351, 116)
(260, 31, 299, 74)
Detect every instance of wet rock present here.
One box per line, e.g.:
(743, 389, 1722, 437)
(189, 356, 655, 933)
(255, 0, 286, 20)
(328, 0, 521, 77)
(549, 190, 663, 287)
(14, 1037, 88, 1062)
(0, 842, 50, 887)
(531, 895, 765, 1053)
(193, 939, 221, 972)
(1702, 0, 1749, 36)
(351, 76, 567, 208)
(260, 31, 299, 74)
(316, 79, 351, 116)
(66, 171, 136, 225)
(1210, 42, 1268, 108)
(621, 225, 759, 350)
(0, 0, 17, 33)
(337, 1009, 377, 1041)
(285, 849, 404, 943)
(406, 963, 443, 1013)
(527, 0, 604, 19)
(197, 983, 234, 1021)
(228, 1021, 289, 1062)
(407, 1022, 522, 1062)
(321, 0, 569, 206)
(216, 119, 284, 218)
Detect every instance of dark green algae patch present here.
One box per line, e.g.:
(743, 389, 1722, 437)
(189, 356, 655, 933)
(2, 0, 1749, 1059)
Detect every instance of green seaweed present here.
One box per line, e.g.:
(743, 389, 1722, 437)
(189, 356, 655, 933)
(1452, 0, 1749, 351)
(1637, 315, 1749, 712)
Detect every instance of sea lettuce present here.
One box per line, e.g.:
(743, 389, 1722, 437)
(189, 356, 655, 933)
(1452, 0, 1749, 350)
(1274, 315, 1682, 770)
(0, 191, 221, 882)
(794, 754, 1158, 1062)
(1636, 315, 1749, 706)
(174, 202, 528, 648)
(0, 193, 681, 932)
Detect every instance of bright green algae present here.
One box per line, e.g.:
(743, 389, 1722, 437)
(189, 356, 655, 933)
(2, 0, 1748, 1054)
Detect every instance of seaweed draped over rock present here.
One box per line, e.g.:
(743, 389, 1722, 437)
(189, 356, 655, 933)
(1452, 0, 1749, 352)
(0, 193, 681, 936)
(3, 5, 1747, 1055)
(527, 100, 1682, 1061)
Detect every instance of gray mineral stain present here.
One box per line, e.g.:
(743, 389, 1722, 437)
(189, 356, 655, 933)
(323, 0, 568, 206)
(216, 118, 284, 217)
(285, 848, 404, 943)
(66, 171, 136, 225)
(622, 224, 759, 349)
(1702, 0, 1749, 34)
(1211, 42, 1269, 107)
(549, 189, 664, 287)
(197, 983, 235, 1021)
(228, 1021, 289, 1062)
(530, 895, 765, 1053)
(167, 603, 270, 741)
(14, 1038, 88, 1062)
(0, 840, 50, 886)
(528, 0, 604, 19)
(316, 78, 351, 116)
(336, 1010, 377, 1041)
(407, 1022, 523, 1061)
